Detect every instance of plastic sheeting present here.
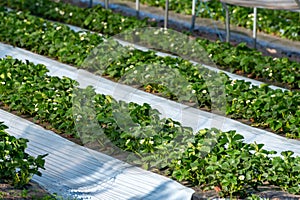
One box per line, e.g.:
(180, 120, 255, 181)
(0, 42, 299, 157)
(220, 0, 300, 10)
(0, 109, 194, 200)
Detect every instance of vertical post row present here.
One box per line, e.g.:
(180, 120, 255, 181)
(136, 0, 140, 17)
(222, 3, 230, 42)
(253, 7, 257, 49)
(164, 0, 169, 29)
(89, 0, 93, 8)
(190, 0, 197, 31)
(105, 0, 109, 9)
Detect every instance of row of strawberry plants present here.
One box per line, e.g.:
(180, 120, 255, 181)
(122, 28, 300, 89)
(126, 0, 300, 41)
(0, 0, 148, 36)
(0, 57, 299, 197)
(1, 1, 299, 89)
(0, 121, 47, 187)
(0, 10, 299, 137)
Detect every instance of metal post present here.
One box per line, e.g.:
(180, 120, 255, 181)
(136, 0, 140, 17)
(294, 0, 300, 9)
(164, 0, 169, 29)
(222, 3, 230, 42)
(89, 0, 93, 8)
(105, 0, 109, 9)
(253, 7, 257, 49)
(190, 0, 197, 31)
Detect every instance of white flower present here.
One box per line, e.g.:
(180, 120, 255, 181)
(265, 68, 269, 71)
(133, 70, 138, 74)
(1, 82, 5, 85)
(238, 175, 245, 180)
(154, 30, 159, 35)
(202, 90, 207, 94)
(80, 36, 85, 41)
(36, 2, 39, 6)
(69, 12, 73, 17)
(145, 74, 151, 79)
(125, 139, 130, 145)
(209, 54, 212, 58)
(55, 7, 59, 12)
(56, 26, 61, 31)
(121, 18, 125, 22)
(135, 31, 139, 35)
(271, 94, 276, 98)
(139, 139, 145, 144)
(230, 79, 236, 86)
(246, 100, 251, 104)
(17, 11, 22, 15)
(192, 90, 196, 94)
(269, 72, 273, 77)
(92, 19, 96, 22)
(149, 140, 154, 145)
(76, 115, 82, 122)
(4, 155, 11, 160)
(59, 10, 65, 15)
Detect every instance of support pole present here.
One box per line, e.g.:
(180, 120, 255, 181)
(222, 3, 230, 42)
(294, 0, 300, 9)
(105, 0, 109, 9)
(190, 0, 197, 31)
(89, 0, 93, 8)
(136, 0, 140, 17)
(253, 7, 257, 49)
(164, 0, 169, 29)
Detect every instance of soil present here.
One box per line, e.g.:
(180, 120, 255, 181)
(0, 180, 53, 200)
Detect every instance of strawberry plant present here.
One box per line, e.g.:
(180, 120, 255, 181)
(0, 57, 300, 197)
(0, 9, 299, 137)
(0, 0, 148, 36)
(170, 128, 300, 198)
(2, 0, 300, 88)
(0, 122, 47, 188)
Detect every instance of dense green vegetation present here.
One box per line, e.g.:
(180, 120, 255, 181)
(0, 10, 299, 137)
(1, 57, 299, 197)
(0, 122, 47, 187)
(130, 0, 300, 41)
(1, 1, 299, 89)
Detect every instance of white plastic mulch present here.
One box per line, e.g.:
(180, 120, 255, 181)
(1, 41, 300, 199)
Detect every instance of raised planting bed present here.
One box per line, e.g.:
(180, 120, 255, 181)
(0, 10, 299, 137)
(1, 2, 300, 89)
(1, 57, 300, 198)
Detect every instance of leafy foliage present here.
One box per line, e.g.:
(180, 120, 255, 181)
(0, 122, 47, 188)
(0, 57, 299, 197)
(170, 128, 300, 198)
(0, 0, 148, 36)
(127, 0, 300, 41)
(0, 10, 299, 137)
(1, 1, 300, 88)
